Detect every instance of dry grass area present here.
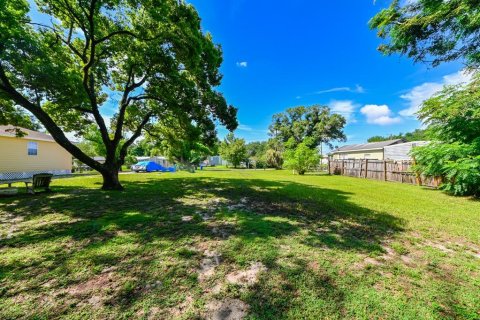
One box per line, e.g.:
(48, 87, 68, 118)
(0, 169, 479, 319)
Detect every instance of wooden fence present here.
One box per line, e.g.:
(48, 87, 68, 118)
(328, 159, 440, 188)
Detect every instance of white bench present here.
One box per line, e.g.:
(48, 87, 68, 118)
(0, 173, 53, 194)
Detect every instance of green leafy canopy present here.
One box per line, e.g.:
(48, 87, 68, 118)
(219, 132, 248, 168)
(367, 129, 428, 143)
(269, 105, 346, 150)
(370, 0, 480, 68)
(284, 138, 321, 175)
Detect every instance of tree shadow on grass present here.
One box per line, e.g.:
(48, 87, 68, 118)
(0, 175, 405, 317)
(243, 257, 346, 319)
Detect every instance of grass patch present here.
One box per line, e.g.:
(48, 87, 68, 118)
(1, 169, 479, 319)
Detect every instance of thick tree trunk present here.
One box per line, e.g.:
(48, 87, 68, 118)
(100, 168, 123, 191)
(185, 163, 195, 173)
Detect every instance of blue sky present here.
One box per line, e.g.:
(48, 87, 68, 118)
(187, 0, 469, 148)
(28, 0, 470, 149)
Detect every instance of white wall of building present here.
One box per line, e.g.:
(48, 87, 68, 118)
(384, 141, 429, 160)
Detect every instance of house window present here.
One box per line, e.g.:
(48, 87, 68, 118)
(28, 142, 38, 156)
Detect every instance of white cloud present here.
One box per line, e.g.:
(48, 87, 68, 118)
(330, 100, 358, 123)
(400, 70, 473, 117)
(235, 124, 268, 136)
(316, 84, 364, 95)
(360, 104, 402, 125)
(354, 84, 365, 93)
(236, 61, 248, 68)
(237, 124, 253, 132)
(317, 87, 350, 94)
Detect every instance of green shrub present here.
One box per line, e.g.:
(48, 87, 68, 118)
(284, 139, 320, 175)
(412, 140, 480, 196)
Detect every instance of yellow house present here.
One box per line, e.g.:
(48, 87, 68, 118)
(329, 139, 404, 160)
(0, 125, 72, 180)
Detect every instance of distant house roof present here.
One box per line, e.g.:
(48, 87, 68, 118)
(136, 156, 167, 161)
(330, 139, 404, 154)
(0, 125, 55, 142)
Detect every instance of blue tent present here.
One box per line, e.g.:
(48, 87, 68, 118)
(133, 161, 176, 173)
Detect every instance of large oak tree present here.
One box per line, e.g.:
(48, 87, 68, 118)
(269, 105, 346, 153)
(0, 0, 237, 190)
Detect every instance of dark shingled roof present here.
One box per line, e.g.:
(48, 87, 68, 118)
(331, 139, 404, 153)
(0, 125, 55, 142)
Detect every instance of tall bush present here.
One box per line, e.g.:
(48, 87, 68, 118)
(412, 73, 480, 196)
(284, 139, 320, 175)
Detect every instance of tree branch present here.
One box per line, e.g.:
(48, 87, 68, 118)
(94, 30, 139, 44)
(127, 94, 163, 104)
(71, 105, 93, 113)
(113, 65, 153, 144)
(62, 0, 88, 32)
(77, 0, 112, 154)
(0, 64, 104, 171)
(113, 65, 135, 144)
(95, 30, 165, 44)
(119, 112, 152, 162)
(23, 21, 86, 61)
(144, 127, 162, 139)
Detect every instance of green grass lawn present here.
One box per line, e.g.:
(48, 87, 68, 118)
(1, 169, 479, 319)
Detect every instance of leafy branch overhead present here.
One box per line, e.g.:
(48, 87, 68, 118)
(369, 0, 480, 68)
(0, 0, 237, 189)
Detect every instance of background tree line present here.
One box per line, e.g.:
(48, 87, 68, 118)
(367, 129, 427, 143)
(219, 105, 347, 174)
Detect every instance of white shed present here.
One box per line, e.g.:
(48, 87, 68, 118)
(384, 141, 429, 161)
(208, 156, 225, 166)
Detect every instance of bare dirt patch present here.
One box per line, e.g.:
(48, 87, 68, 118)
(181, 215, 193, 222)
(211, 225, 234, 239)
(308, 260, 320, 271)
(380, 245, 396, 261)
(137, 306, 161, 319)
(198, 250, 222, 282)
(425, 241, 455, 254)
(206, 299, 249, 320)
(400, 254, 414, 265)
(354, 243, 412, 269)
(354, 257, 383, 269)
(167, 295, 194, 318)
(0, 214, 23, 240)
(64, 271, 123, 307)
(66, 272, 115, 296)
(195, 240, 221, 253)
(226, 262, 267, 287)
